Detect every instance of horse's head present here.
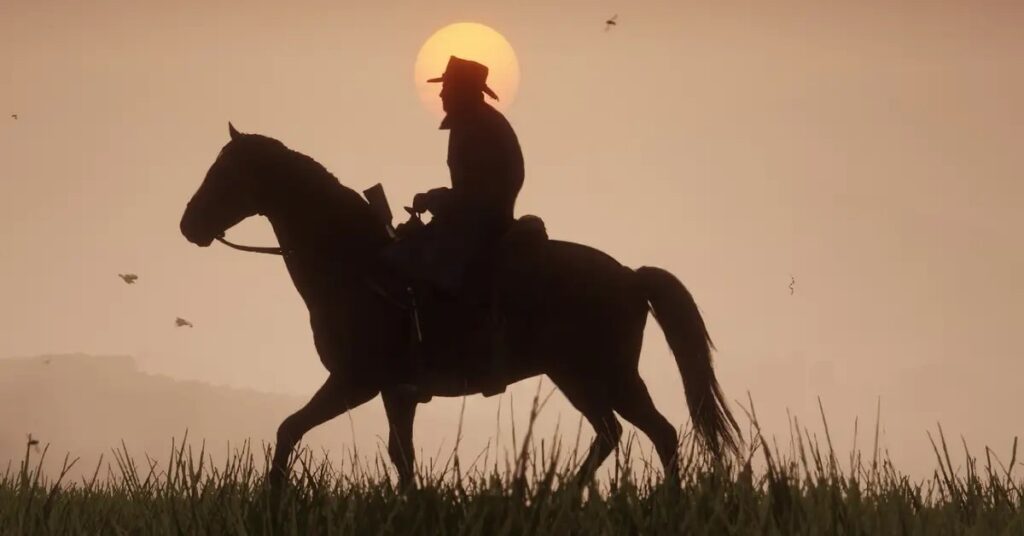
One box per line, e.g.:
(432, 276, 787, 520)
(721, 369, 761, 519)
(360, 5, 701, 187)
(180, 123, 277, 247)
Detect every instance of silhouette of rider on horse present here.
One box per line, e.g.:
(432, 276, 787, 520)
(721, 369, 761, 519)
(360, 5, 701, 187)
(180, 56, 740, 488)
(385, 56, 526, 395)
(398, 56, 524, 291)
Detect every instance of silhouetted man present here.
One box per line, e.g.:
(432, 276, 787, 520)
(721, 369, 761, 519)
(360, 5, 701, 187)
(389, 56, 524, 395)
(399, 55, 524, 294)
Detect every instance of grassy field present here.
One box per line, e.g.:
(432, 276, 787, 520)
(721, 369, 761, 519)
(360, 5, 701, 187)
(2, 407, 1022, 535)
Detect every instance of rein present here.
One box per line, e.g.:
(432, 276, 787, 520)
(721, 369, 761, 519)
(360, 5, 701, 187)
(215, 235, 289, 256)
(214, 233, 412, 312)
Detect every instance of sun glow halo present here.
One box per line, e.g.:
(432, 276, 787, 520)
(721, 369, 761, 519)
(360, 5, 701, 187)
(414, 23, 520, 117)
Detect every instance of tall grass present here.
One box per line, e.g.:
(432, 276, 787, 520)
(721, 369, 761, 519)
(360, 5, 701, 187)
(1, 398, 1021, 535)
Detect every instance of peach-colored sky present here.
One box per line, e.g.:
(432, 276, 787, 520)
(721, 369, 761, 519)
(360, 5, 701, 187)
(1, 0, 1022, 477)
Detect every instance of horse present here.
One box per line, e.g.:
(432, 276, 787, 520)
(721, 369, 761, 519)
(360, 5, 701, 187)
(179, 124, 740, 490)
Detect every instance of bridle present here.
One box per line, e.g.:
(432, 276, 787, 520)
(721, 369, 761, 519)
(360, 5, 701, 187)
(213, 231, 414, 314)
(214, 234, 290, 256)
(211, 207, 409, 258)
(207, 209, 420, 339)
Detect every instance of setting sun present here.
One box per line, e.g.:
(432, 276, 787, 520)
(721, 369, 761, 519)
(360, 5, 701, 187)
(414, 22, 520, 117)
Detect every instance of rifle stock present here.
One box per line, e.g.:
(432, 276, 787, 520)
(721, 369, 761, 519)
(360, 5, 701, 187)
(363, 183, 396, 237)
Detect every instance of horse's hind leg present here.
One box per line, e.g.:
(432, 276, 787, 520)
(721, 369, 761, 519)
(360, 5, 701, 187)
(271, 375, 378, 493)
(613, 374, 680, 478)
(381, 390, 418, 488)
(550, 375, 623, 483)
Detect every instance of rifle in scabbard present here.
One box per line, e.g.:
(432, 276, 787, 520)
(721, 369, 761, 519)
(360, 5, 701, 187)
(363, 183, 397, 239)
(363, 183, 423, 344)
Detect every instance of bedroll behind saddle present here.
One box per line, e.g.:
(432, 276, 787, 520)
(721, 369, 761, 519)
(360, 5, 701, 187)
(503, 214, 547, 245)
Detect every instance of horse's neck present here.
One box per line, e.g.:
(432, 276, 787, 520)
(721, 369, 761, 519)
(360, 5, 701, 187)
(267, 184, 343, 250)
(263, 178, 383, 302)
(263, 174, 368, 249)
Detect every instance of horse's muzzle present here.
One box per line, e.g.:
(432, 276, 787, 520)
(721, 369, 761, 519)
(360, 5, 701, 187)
(179, 208, 216, 247)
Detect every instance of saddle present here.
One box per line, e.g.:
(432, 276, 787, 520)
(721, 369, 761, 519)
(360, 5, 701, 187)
(363, 185, 548, 395)
(501, 214, 548, 247)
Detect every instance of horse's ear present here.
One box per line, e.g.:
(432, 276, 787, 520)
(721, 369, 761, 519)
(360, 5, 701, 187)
(228, 122, 240, 140)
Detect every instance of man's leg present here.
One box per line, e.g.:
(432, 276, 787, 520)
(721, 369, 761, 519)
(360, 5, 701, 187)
(480, 297, 509, 397)
(413, 221, 470, 297)
(475, 242, 509, 397)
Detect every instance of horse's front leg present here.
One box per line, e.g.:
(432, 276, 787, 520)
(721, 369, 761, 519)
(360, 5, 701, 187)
(382, 389, 419, 488)
(270, 375, 378, 495)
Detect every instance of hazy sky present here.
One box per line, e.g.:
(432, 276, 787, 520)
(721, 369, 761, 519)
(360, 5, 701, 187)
(1, 0, 1022, 477)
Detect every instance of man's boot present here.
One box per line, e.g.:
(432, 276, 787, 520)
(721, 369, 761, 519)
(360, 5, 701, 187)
(396, 287, 433, 403)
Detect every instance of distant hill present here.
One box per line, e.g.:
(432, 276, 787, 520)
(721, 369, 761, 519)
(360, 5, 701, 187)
(0, 354, 593, 483)
(0, 354, 372, 479)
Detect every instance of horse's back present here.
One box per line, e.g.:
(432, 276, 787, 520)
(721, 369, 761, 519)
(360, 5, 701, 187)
(494, 236, 648, 370)
(498, 236, 644, 315)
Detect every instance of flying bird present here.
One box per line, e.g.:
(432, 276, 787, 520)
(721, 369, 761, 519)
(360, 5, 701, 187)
(605, 14, 618, 31)
(118, 273, 139, 284)
(175, 317, 193, 328)
(10, 114, 17, 120)
(789, 275, 796, 295)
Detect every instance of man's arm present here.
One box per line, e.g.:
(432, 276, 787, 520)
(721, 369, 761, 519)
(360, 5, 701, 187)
(414, 118, 519, 218)
(457, 126, 516, 212)
(413, 186, 457, 215)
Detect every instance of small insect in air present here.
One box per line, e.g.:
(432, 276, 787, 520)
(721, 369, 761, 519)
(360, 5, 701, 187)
(605, 14, 618, 32)
(10, 114, 17, 120)
(118, 273, 139, 284)
(789, 275, 796, 295)
(175, 317, 194, 328)
(27, 434, 40, 452)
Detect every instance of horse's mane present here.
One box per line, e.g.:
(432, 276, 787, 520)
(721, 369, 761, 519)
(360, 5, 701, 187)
(240, 133, 369, 211)
(232, 133, 390, 252)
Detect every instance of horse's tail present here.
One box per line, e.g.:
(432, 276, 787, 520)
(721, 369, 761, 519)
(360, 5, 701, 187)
(636, 266, 741, 457)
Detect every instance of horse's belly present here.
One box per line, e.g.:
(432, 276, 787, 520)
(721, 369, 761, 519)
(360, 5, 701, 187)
(309, 312, 349, 374)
